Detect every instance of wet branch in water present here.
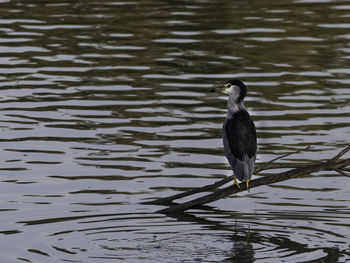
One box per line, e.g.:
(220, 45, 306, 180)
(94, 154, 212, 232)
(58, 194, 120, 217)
(149, 145, 350, 214)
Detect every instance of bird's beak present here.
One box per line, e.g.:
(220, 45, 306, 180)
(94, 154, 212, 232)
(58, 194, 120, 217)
(209, 86, 224, 93)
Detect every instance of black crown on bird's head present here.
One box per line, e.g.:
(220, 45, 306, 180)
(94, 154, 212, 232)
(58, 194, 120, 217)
(225, 79, 247, 102)
(210, 79, 247, 103)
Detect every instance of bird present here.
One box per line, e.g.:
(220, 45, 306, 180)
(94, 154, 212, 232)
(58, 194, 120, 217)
(210, 79, 257, 189)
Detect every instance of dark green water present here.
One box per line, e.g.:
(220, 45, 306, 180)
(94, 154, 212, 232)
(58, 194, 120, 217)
(0, 0, 349, 262)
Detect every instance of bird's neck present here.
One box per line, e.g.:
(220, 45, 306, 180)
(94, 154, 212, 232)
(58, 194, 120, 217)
(227, 95, 244, 117)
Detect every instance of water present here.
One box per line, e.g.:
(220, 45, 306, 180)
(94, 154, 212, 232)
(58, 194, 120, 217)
(0, 0, 349, 262)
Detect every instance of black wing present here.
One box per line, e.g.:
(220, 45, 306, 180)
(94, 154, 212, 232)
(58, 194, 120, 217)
(225, 110, 257, 160)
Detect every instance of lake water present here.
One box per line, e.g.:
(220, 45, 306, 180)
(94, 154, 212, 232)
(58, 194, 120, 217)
(0, 0, 349, 262)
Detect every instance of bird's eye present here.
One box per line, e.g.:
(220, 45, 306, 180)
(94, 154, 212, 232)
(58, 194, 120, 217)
(225, 83, 232, 87)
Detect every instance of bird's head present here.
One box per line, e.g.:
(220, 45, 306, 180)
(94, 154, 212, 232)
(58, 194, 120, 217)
(210, 79, 247, 103)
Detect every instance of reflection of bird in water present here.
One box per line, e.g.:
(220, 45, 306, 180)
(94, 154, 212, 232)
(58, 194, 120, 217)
(211, 80, 257, 189)
(226, 241, 255, 263)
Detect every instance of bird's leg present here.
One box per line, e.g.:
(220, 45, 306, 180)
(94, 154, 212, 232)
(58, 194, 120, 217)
(233, 176, 240, 188)
(246, 179, 250, 189)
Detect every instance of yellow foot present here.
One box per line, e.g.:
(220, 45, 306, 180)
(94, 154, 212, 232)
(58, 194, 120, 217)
(233, 177, 240, 188)
(246, 179, 250, 189)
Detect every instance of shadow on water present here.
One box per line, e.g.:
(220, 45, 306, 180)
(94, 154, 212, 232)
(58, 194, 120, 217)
(165, 208, 347, 263)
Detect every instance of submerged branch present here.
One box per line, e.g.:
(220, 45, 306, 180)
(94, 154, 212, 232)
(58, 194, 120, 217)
(156, 146, 350, 213)
(335, 168, 350, 178)
(332, 145, 350, 161)
(144, 148, 309, 205)
(144, 163, 302, 205)
(142, 175, 235, 205)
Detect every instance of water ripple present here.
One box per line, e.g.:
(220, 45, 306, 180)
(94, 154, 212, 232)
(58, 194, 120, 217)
(0, 0, 349, 262)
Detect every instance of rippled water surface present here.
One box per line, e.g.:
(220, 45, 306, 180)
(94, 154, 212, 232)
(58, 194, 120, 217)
(0, 0, 349, 262)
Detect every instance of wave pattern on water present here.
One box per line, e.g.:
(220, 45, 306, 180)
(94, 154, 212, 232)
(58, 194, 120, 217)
(0, 0, 349, 262)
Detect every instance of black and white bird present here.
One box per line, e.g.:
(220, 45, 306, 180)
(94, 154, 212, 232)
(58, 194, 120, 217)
(211, 79, 257, 189)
